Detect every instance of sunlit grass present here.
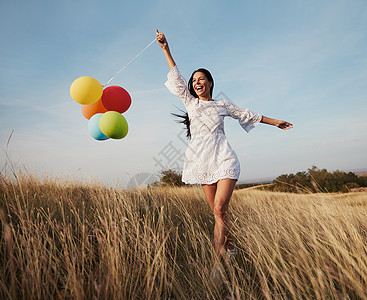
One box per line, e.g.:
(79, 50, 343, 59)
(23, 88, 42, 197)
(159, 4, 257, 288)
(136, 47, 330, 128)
(1, 170, 367, 299)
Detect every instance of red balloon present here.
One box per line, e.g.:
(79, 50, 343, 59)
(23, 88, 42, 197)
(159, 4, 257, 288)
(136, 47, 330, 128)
(101, 86, 131, 114)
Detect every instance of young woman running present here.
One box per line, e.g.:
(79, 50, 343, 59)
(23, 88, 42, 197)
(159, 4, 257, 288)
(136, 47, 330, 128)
(156, 30, 293, 263)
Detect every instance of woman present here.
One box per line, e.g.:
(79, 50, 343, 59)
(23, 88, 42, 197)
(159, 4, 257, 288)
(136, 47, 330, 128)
(156, 30, 293, 262)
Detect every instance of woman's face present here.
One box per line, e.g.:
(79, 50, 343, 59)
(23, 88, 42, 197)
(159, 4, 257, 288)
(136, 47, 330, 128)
(192, 72, 212, 99)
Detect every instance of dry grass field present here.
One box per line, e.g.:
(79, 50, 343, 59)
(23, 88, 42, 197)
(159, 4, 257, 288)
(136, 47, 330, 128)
(1, 170, 367, 299)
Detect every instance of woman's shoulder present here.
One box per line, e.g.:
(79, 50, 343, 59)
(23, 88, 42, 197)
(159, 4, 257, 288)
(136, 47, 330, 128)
(215, 99, 243, 107)
(211, 99, 229, 107)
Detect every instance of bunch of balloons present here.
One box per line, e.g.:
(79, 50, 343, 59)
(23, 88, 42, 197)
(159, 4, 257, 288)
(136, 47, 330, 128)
(70, 76, 131, 141)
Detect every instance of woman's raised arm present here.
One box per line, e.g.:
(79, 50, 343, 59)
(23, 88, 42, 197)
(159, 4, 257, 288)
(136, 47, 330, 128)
(156, 30, 176, 69)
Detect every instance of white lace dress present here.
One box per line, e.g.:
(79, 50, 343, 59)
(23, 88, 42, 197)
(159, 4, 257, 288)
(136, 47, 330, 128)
(165, 65, 262, 185)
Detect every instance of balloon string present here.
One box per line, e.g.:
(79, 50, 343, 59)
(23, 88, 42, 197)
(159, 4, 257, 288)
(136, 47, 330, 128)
(104, 38, 157, 87)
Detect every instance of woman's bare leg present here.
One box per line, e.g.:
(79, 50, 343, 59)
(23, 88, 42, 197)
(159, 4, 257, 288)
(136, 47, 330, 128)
(213, 179, 236, 257)
(201, 182, 217, 212)
(202, 178, 236, 257)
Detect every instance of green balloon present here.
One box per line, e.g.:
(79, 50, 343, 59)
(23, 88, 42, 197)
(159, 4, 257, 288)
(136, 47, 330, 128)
(99, 111, 128, 139)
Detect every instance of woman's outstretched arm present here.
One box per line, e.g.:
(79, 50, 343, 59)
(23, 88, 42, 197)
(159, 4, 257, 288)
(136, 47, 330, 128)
(261, 116, 293, 130)
(156, 30, 176, 69)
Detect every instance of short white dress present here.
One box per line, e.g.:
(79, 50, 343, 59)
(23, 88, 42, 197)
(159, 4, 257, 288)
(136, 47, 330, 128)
(165, 65, 262, 185)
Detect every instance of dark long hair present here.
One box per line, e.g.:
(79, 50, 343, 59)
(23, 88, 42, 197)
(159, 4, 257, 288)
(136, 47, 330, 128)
(172, 68, 214, 139)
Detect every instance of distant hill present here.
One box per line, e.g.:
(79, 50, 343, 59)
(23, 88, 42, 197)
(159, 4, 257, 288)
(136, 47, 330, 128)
(344, 168, 367, 176)
(240, 167, 367, 185)
(266, 166, 367, 193)
(238, 177, 274, 185)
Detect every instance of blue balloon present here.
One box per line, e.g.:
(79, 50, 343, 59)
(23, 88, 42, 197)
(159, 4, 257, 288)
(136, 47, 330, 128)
(88, 113, 109, 141)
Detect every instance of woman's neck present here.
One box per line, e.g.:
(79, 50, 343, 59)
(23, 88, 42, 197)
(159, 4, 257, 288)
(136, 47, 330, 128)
(199, 95, 213, 101)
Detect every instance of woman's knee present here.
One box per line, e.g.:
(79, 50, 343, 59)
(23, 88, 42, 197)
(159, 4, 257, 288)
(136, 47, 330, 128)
(213, 202, 228, 220)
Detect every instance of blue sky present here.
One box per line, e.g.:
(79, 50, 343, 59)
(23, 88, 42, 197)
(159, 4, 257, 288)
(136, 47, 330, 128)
(1, 0, 366, 187)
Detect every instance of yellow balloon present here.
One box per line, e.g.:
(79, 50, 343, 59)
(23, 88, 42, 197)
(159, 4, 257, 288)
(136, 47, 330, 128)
(70, 76, 103, 105)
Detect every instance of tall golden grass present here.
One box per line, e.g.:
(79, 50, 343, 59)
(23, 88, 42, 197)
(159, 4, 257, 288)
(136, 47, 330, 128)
(1, 170, 367, 299)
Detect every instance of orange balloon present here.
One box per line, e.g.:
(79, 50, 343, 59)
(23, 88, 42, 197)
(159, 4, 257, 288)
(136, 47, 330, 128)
(81, 98, 108, 120)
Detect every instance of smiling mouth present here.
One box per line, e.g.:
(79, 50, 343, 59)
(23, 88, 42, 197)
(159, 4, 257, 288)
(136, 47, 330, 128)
(196, 86, 203, 92)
